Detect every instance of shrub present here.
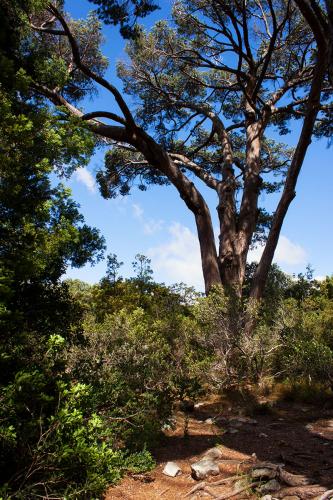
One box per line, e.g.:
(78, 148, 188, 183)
(278, 338, 333, 386)
(194, 286, 280, 389)
(66, 307, 205, 449)
(0, 335, 154, 499)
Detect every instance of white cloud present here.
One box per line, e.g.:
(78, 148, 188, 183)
(74, 167, 96, 193)
(143, 220, 164, 235)
(148, 222, 204, 289)
(132, 203, 164, 235)
(248, 235, 307, 266)
(147, 225, 307, 289)
(132, 203, 144, 220)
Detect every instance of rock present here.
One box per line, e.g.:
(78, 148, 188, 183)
(205, 418, 214, 425)
(191, 459, 220, 480)
(194, 402, 205, 409)
(259, 479, 281, 494)
(162, 461, 182, 477)
(231, 416, 258, 425)
(259, 432, 268, 438)
(233, 478, 249, 491)
(275, 485, 326, 498)
(228, 428, 239, 434)
(279, 469, 310, 487)
(260, 496, 273, 500)
(180, 400, 195, 412)
(252, 468, 277, 480)
(202, 447, 224, 460)
(282, 496, 300, 500)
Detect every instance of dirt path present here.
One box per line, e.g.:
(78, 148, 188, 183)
(105, 397, 333, 499)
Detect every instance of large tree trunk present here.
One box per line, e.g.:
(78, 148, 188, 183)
(250, 54, 327, 301)
(195, 207, 222, 294)
(218, 117, 263, 297)
(134, 129, 222, 294)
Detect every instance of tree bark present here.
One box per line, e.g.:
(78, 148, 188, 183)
(250, 54, 327, 301)
(131, 128, 222, 294)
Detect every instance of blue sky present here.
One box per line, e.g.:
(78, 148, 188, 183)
(63, 0, 333, 290)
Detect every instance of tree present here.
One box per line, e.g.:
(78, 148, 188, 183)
(106, 252, 124, 284)
(132, 253, 153, 283)
(294, 0, 333, 85)
(88, 0, 159, 38)
(25, 1, 332, 299)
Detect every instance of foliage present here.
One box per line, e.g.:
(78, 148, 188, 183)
(0, 21, 152, 495)
(88, 0, 159, 38)
(194, 286, 279, 388)
(66, 307, 203, 448)
(11, 0, 332, 298)
(0, 339, 154, 499)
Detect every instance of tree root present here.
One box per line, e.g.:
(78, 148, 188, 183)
(184, 478, 260, 499)
(318, 489, 333, 500)
(213, 481, 260, 500)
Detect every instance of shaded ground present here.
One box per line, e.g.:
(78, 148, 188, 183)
(105, 395, 333, 499)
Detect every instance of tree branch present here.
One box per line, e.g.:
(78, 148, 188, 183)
(47, 3, 136, 128)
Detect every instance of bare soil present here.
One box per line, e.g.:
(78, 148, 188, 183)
(105, 395, 333, 500)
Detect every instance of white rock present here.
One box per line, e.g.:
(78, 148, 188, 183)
(205, 418, 214, 424)
(162, 461, 182, 477)
(191, 459, 220, 480)
(194, 402, 205, 409)
(252, 468, 277, 479)
(202, 447, 224, 460)
(259, 432, 268, 438)
(260, 496, 272, 500)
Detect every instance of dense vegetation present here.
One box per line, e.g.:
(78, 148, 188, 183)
(0, 0, 332, 498)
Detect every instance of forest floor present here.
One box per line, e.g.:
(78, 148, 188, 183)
(105, 391, 333, 500)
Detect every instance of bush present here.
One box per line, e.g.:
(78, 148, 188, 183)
(194, 286, 280, 389)
(0, 336, 154, 499)
(66, 307, 205, 449)
(278, 338, 333, 386)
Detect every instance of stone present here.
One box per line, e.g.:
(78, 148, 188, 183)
(205, 418, 214, 425)
(259, 479, 281, 494)
(228, 428, 239, 434)
(259, 432, 268, 438)
(252, 468, 277, 480)
(162, 461, 182, 477)
(231, 416, 258, 425)
(202, 447, 224, 460)
(180, 400, 195, 412)
(282, 496, 300, 500)
(194, 402, 205, 409)
(260, 495, 273, 500)
(233, 478, 249, 491)
(191, 459, 220, 480)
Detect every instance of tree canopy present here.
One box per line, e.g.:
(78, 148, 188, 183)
(3, 0, 333, 301)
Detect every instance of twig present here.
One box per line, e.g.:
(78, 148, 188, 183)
(159, 488, 170, 497)
(205, 486, 220, 498)
(214, 481, 260, 500)
(210, 475, 242, 486)
(184, 481, 206, 497)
